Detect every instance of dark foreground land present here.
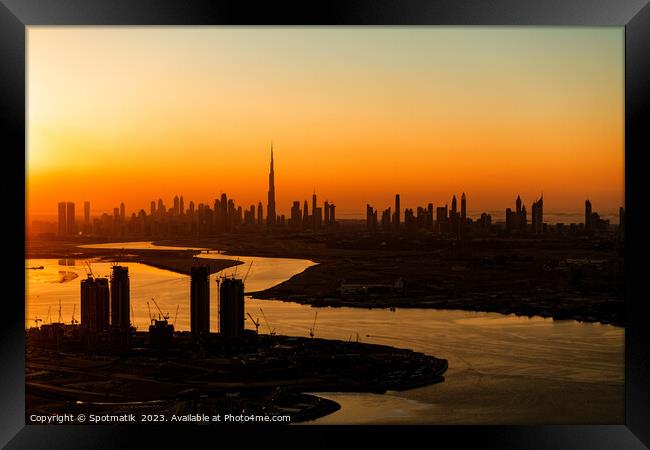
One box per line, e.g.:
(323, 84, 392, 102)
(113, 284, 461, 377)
(154, 229, 625, 327)
(26, 332, 447, 424)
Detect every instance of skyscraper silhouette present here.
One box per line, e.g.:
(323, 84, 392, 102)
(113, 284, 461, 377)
(57, 202, 66, 236)
(220, 193, 229, 231)
(532, 195, 544, 234)
(531, 202, 537, 233)
(506, 207, 513, 232)
(393, 194, 401, 229)
(110, 266, 130, 330)
(303, 200, 309, 228)
(461, 193, 467, 221)
(291, 201, 302, 228)
(450, 195, 459, 237)
(66, 202, 75, 236)
(81, 276, 109, 333)
(512, 195, 526, 231)
(619, 206, 625, 239)
(324, 201, 330, 225)
(219, 278, 245, 339)
(190, 266, 210, 335)
(267, 144, 276, 226)
(436, 206, 447, 234)
(537, 195, 544, 233)
(312, 192, 320, 229)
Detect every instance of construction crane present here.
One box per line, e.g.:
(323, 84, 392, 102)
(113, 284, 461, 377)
(246, 312, 260, 334)
(147, 301, 153, 323)
(233, 258, 241, 278)
(216, 278, 221, 325)
(259, 308, 276, 335)
(173, 304, 180, 326)
(113, 248, 126, 267)
(309, 311, 318, 339)
(84, 260, 94, 278)
(46, 306, 51, 324)
(346, 333, 360, 343)
(243, 260, 254, 283)
(150, 297, 169, 321)
(57, 300, 63, 323)
(71, 304, 78, 325)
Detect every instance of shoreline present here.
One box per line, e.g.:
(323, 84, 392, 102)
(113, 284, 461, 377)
(26, 236, 624, 327)
(95, 254, 243, 276)
(26, 241, 243, 277)
(249, 293, 624, 327)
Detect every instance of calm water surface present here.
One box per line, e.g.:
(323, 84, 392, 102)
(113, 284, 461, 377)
(25, 241, 624, 424)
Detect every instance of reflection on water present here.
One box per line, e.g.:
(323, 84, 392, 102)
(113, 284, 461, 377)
(58, 258, 78, 266)
(24, 241, 624, 424)
(195, 253, 317, 294)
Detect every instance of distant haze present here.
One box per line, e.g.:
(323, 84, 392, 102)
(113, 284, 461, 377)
(27, 27, 624, 218)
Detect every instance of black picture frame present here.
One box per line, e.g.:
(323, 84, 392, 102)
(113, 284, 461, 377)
(2, 0, 648, 448)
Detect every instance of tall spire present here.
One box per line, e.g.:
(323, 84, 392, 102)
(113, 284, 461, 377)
(267, 143, 276, 226)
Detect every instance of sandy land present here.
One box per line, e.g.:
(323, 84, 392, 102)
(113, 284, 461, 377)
(26, 239, 242, 276)
(27, 230, 624, 326)
(151, 232, 624, 327)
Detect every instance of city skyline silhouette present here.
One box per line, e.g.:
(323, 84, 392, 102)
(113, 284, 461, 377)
(24, 26, 626, 427)
(27, 27, 623, 218)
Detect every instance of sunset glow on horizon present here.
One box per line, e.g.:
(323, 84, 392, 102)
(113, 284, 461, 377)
(27, 27, 624, 220)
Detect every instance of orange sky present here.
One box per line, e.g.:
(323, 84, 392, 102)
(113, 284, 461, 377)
(27, 27, 624, 220)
